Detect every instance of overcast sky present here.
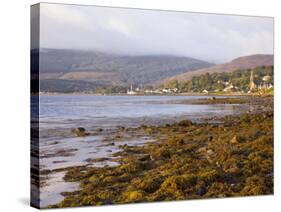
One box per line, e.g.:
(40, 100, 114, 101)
(38, 3, 274, 63)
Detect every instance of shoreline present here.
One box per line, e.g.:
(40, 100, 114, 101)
(32, 92, 265, 97)
(44, 95, 273, 208)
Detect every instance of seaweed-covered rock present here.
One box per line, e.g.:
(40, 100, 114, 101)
(177, 120, 193, 127)
(138, 154, 152, 162)
(241, 176, 267, 195)
(96, 128, 103, 132)
(134, 176, 164, 193)
(72, 127, 89, 137)
(123, 190, 145, 202)
(153, 147, 171, 159)
(53, 97, 273, 208)
(197, 186, 207, 196)
(230, 135, 243, 144)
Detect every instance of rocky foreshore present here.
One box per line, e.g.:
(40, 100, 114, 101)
(48, 96, 273, 208)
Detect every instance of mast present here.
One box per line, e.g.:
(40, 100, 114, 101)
(249, 70, 256, 91)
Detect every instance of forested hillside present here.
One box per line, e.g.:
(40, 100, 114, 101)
(161, 66, 273, 93)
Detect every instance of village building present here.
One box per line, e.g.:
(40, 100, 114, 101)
(261, 75, 273, 89)
(162, 88, 172, 93)
(223, 83, 239, 92)
(217, 80, 229, 86)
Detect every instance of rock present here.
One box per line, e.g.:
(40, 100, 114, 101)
(72, 127, 89, 137)
(114, 134, 122, 139)
(206, 149, 214, 156)
(138, 154, 152, 162)
(198, 147, 207, 153)
(253, 131, 263, 139)
(126, 191, 145, 201)
(117, 126, 125, 130)
(237, 161, 243, 168)
(206, 149, 215, 161)
(197, 186, 207, 196)
(53, 160, 66, 164)
(85, 157, 109, 163)
(49, 141, 59, 145)
(96, 128, 103, 132)
(102, 142, 115, 146)
(230, 135, 243, 144)
(216, 161, 221, 168)
(75, 127, 85, 132)
(230, 136, 238, 144)
(103, 200, 113, 205)
(120, 144, 132, 151)
(177, 120, 193, 127)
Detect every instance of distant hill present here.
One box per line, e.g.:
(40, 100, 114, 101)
(33, 48, 213, 92)
(155, 54, 274, 86)
(39, 79, 112, 93)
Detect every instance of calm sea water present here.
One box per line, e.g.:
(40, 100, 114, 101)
(38, 95, 242, 129)
(34, 95, 245, 207)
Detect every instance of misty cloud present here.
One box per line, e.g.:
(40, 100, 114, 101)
(39, 3, 274, 63)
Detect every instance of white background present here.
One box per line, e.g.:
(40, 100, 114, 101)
(0, 0, 279, 211)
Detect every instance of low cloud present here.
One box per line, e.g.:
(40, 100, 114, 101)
(39, 3, 274, 63)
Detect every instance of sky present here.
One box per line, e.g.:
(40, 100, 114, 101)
(38, 3, 274, 63)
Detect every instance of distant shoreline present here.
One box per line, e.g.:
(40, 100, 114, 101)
(32, 92, 257, 97)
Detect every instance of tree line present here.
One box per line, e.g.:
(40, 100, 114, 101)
(161, 66, 273, 93)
